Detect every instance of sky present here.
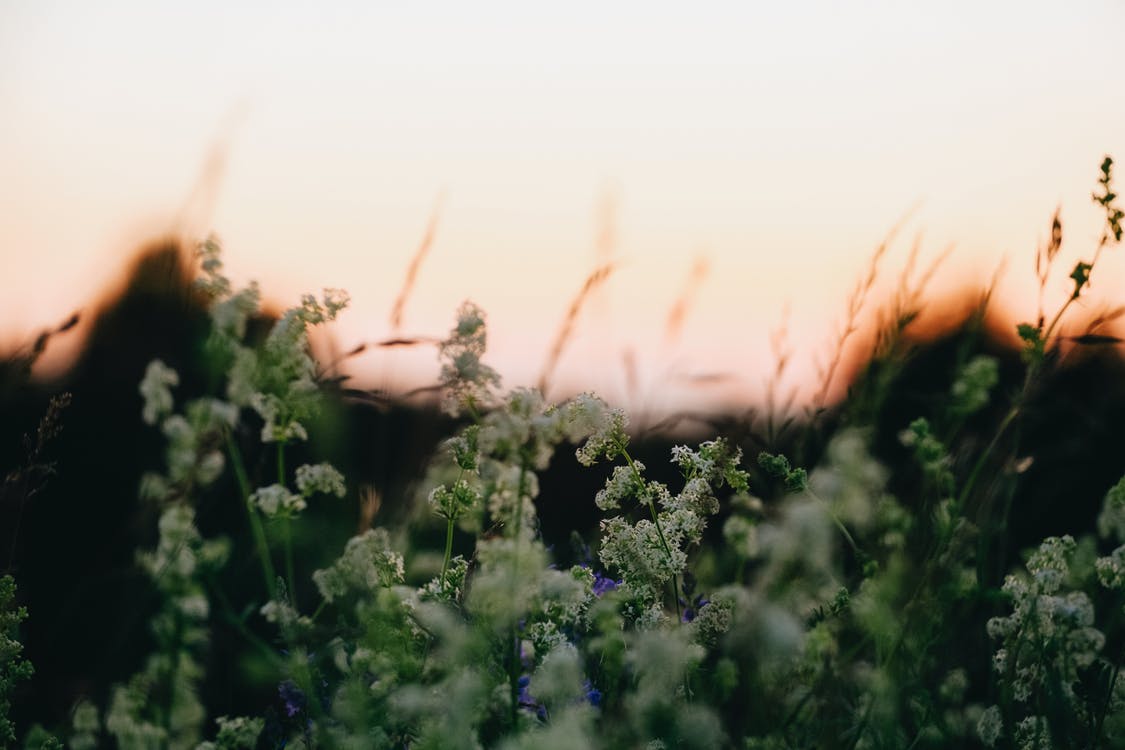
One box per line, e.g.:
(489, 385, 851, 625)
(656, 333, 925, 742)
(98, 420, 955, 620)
(2, 1, 1124, 416)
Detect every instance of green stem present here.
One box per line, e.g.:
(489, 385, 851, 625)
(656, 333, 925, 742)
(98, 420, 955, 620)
(225, 430, 276, 599)
(620, 444, 682, 623)
(1042, 237, 1107, 346)
(958, 405, 1020, 510)
(206, 572, 285, 668)
(508, 460, 530, 729)
(440, 518, 455, 588)
(804, 485, 862, 558)
(440, 468, 466, 591)
(161, 608, 184, 747)
(277, 441, 287, 486)
(276, 442, 298, 602)
(282, 516, 297, 605)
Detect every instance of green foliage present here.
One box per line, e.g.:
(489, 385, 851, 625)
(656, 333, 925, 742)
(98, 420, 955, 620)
(757, 451, 808, 493)
(12, 157, 1125, 749)
(1, 575, 33, 747)
(1094, 156, 1124, 243)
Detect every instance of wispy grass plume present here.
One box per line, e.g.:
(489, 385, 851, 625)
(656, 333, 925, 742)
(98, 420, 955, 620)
(664, 255, 710, 345)
(537, 262, 617, 397)
(390, 192, 446, 332)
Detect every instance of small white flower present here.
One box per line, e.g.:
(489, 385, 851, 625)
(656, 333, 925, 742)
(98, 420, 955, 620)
(139, 360, 179, 425)
(977, 705, 1002, 746)
(250, 484, 305, 517)
(295, 463, 346, 498)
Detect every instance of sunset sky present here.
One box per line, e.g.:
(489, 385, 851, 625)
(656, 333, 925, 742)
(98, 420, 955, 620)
(2, 1, 1124, 415)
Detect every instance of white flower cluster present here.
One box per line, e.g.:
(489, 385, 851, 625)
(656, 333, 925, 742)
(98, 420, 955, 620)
(249, 484, 305, 517)
(428, 479, 481, 522)
(1097, 476, 1125, 544)
(950, 354, 999, 416)
(595, 439, 745, 616)
(599, 513, 688, 606)
(136, 506, 229, 595)
(482, 463, 538, 533)
(448, 389, 625, 534)
(117, 504, 226, 749)
(1013, 715, 1052, 750)
(445, 424, 480, 472)
(479, 388, 560, 470)
(810, 429, 886, 531)
(722, 515, 760, 560)
(295, 462, 346, 498)
(564, 393, 628, 467)
(438, 301, 500, 416)
(596, 463, 643, 511)
(428, 311, 634, 540)
(977, 704, 1003, 746)
(105, 677, 172, 750)
(670, 440, 749, 493)
(464, 537, 549, 626)
(313, 529, 405, 604)
(259, 596, 311, 634)
(419, 555, 470, 603)
(985, 535, 1105, 733)
(755, 499, 836, 613)
(195, 715, 265, 750)
(139, 359, 179, 425)
(1096, 545, 1125, 589)
(196, 236, 347, 445)
(69, 700, 100, 750)
(138, 359, 238, 499)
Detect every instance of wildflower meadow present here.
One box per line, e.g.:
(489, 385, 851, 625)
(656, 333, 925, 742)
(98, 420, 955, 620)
(4, 157, 1125, 749)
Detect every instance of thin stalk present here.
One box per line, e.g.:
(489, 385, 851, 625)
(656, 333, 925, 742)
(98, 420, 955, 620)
(440, 519, 455, 589)
(205, 572, 285, 668)
(1042, 237, 1108, 346)
(277, 442, 297, 602)
(282, 517, 297, 605)
(804, 485, 862, 559)
(958, 406, 1020, 509)
(439, 468, 466, 591)
(277, 441, 287, 485)
(619, 443, 682, 623)
(508, 461, 529, 729)
(225, 430, 276, 599)
(161, 608, 185, 746)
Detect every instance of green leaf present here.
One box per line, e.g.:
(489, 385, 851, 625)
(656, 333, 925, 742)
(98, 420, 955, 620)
(1069, 261, 1092, 298)
(1017, 323, 1045, 364)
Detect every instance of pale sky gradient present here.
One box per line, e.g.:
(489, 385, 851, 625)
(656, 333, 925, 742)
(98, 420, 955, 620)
(2, 1, 1124, 416)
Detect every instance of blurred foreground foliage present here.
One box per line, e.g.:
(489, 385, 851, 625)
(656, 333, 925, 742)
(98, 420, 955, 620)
(2, 159, 1125, 748)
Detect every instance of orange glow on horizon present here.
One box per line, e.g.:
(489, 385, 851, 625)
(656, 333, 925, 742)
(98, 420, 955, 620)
(3, 1, 1124, 418)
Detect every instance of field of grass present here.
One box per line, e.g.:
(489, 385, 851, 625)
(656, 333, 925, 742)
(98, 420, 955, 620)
(2, 157, 1125, 749)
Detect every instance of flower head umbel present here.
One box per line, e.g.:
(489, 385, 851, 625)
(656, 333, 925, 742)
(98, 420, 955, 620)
(195, 236, 348, 444)
(564, 394, 628, 466)
(439, 301, 500, 416)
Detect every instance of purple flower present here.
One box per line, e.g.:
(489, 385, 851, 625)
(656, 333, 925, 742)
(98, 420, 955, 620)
(517, 675, 547, 720)
(681, 595, 710, 623)
(583, 679, 602, 707)
(279, 680, 306, 718)
(593, 571, 621, 597)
